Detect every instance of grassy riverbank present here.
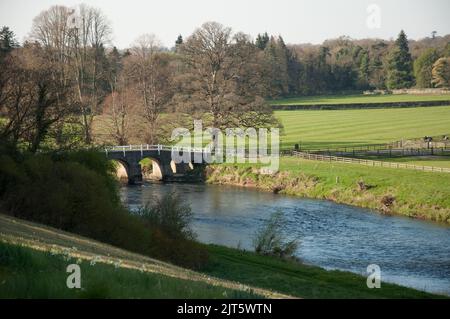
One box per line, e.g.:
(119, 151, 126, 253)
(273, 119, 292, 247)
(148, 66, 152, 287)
(205, 157, 450, 223)
(0, 236, 442, 299)
(204, 245, 442, 299)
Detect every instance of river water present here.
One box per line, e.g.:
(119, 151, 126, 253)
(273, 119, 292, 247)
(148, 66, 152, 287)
(120, 183, 450, 296)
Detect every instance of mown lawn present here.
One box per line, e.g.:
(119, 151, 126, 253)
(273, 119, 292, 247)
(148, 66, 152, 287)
(270, 94, 450, 105)
(0, 242, 257, 299)
(275, 106, 450, 149)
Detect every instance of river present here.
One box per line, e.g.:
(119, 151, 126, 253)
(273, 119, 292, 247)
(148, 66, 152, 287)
(120, 182, 450, 296)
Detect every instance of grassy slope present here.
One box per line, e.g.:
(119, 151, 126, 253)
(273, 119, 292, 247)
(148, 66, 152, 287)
(0, 238, 442, 299)
(207, 157, 450, 223)
(271, 94, 450, 105)
(0, 242, 257, 299)
(204, 245, 442, 299)
(275, 106, 450, 149)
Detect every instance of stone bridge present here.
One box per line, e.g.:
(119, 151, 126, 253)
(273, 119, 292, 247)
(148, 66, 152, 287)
(105, 145, 207, 184)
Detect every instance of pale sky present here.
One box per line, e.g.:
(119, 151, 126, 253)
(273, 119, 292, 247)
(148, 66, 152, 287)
(1, 0, 449, 48)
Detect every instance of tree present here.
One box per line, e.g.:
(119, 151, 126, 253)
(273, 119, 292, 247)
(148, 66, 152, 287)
(386, 30, 414, 89)
(179, 22, 274, 130)
(70, 4, 112, 144)
(255, 32, 269, 50)
(0, 44, 70, 151)
(0, 26, 19, 54)
(359, 50, 370, 85)
(175, 34, 183, 49)
(431, 57, 450, 88)
(128, 34, 174, 144)
(262, 36, 290, 97)
(102, 73, 136, 145)
(414, 48, 440, 88)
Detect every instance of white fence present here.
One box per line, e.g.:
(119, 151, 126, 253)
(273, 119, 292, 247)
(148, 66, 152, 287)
(293, 151, 450, 174)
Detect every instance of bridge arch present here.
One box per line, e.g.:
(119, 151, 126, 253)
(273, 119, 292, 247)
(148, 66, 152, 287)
(111, 159, 130, 183)
(170, 160, 194, 174)
(140, 157, 164, 181)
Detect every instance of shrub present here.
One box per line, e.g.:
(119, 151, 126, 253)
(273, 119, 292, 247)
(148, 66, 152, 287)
(253, 211, 299, 259)
(137, 192, 209, 268)
(0, 146, 208, 269)
(137, 192, 195, 240)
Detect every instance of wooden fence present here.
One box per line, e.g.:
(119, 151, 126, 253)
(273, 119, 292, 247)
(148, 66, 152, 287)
(292, 151, 450, 174)
(308, 147, 450, 157)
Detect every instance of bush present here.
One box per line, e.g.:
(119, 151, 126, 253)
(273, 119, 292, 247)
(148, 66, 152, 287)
(136, 192, 209, 268)
(253, 211, 299, 259)
(137, 192, 195, 240)
(0, 146, 208, 269)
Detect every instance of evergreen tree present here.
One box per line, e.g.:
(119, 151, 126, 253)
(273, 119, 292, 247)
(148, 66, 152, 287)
(255, 32, 269, 50)
(386, 30, 415, 89)
(263, 36, 289, 97)
(359, 50, 370, 84)
(175, 35, 183, 46)
(0, 26, 19, 54)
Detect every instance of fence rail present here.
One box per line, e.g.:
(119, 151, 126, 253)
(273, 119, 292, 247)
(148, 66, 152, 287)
(292, 151, 450, 174)
(105, 144, 209, 153)
(308, 147, 450, 157)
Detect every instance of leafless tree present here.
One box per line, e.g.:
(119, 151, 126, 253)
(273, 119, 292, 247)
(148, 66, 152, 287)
(128, 34, 174, 144)
(69, 4, 112, 144)
(103, 69, 137, 145)
(179, 22, 275, 130)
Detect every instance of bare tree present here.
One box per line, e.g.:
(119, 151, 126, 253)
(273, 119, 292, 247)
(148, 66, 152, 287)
(128, 34, 174, 144)
(179, 22, 275, 130)
(69, 4, 112, 144)
(103, 68, 137, 145)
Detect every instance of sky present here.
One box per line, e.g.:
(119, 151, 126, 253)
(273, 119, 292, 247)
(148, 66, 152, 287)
(1, 0, 449, 49)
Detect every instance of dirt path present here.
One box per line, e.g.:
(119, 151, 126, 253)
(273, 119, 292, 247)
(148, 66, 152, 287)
(0, 213, 295, 299)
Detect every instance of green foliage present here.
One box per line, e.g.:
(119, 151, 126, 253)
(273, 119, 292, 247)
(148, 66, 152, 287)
(386, 30, 415, 89)
(0, 26, 18, 54)
(414, 48, 440, 88)
(255, 32, 269, 50)
(0, 146, 208, 269)
(253, 211, 299, 259)
(138, 192, 195, 240)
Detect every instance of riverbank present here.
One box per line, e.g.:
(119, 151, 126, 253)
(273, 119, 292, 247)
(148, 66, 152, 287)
(0, 214, 442, 299)
(205, 157, 450, 224)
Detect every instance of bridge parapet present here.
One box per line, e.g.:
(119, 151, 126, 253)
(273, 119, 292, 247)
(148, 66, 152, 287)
(104, 144, 207, 184)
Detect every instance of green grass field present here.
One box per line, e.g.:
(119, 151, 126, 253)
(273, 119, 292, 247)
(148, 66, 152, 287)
(271, 94, 450, 106)
(275, 106, 450, 149)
